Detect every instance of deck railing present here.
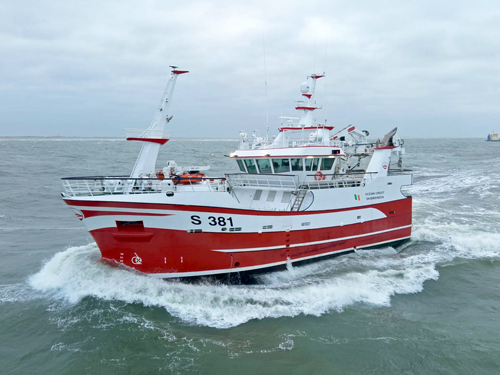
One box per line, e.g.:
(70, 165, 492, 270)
(225, 171, 380, 191)
(238, 139, 343, 150)
(301, 171, 376, 189)
(61, 176, 227, 197)
(225, 173, 299, 190)
(62, 170, 406, 197)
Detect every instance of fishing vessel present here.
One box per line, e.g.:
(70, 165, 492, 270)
(61, 67, 413, 279)
(486, 132, 499, 141)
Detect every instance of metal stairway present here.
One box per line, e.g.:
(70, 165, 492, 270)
(290, 188, 308, 211)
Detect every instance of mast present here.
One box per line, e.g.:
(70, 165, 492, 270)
(272, 73, 329, 147)
(129, 67, 188, 178)
(297, 73, 324, 126)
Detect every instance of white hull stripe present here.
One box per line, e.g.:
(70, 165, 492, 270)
(147, 235, 411, 278)
(71, 203, 392, 216)
(211, 224, 412, 253)
(75, 206, 174, 215)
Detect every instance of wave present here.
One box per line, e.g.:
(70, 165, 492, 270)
(411, 223, 500, 261)
(19, 254, 438, 328)
(0, 283, 39, 303)
(412, 172, 493, 196)
(410, 166, 500, 202)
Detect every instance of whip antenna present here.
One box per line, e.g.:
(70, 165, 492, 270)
(324, 39, 329, 110)
(262, 32, 269, 142)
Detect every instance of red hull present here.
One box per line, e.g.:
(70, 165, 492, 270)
(72, 197, 413, 278)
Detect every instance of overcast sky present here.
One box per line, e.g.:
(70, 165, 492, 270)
(1, 0, 499, 138)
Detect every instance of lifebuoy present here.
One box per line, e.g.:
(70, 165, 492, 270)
(315, 171, 325, 181)
(156, 170, 165, 179)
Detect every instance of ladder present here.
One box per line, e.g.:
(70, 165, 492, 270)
(290, 188, 308, 211)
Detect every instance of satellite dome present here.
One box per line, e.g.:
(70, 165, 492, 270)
(300, 82, 310, 94)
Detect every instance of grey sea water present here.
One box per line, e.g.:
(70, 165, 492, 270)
(1, 137, 499, 374)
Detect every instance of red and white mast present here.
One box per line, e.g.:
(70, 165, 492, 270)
(296, 73, 324, 127)
(129, 67, 188, 178)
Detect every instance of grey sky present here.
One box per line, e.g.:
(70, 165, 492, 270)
(1, 0, 499, 138)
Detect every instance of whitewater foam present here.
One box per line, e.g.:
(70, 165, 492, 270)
(0, 283, 39, 303)
(412, 221, 500, 261)
(26, 243, 435, 329)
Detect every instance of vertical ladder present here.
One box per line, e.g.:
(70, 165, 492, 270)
(290, 188, 307, 211)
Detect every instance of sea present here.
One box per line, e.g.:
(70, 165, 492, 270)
(1, 137, 499, 375)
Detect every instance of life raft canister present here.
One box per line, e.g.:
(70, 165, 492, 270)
(171, 174, 181, 185)
(171, 172, 207, 185)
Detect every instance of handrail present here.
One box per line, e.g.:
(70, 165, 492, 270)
(61, 176, 227, 197)
(224, 171, 378, 190)
(238, 139, 343, 150)
(62, 176, 131, 180)
(299, 171, 375, 189)
(225, 173, 299, 189)
(62, 170, 409, 197)
(61, 176, 227, 181)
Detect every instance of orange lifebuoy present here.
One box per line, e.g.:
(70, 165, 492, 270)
(315, 171, 325, 181)
(156, 170, 165, 179)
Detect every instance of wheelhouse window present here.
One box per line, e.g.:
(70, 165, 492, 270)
(305, 157, 320, 171)
(236, 159, 246, 172)
(291, 158, 303, 171)
(272, 159, 290, 173)
(312, 158, 320, 171)
(244, 159, 258, 174)
(305, 157, 313, 171)
(256, 159, 272, 174)
(320, 157, 335, 171)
